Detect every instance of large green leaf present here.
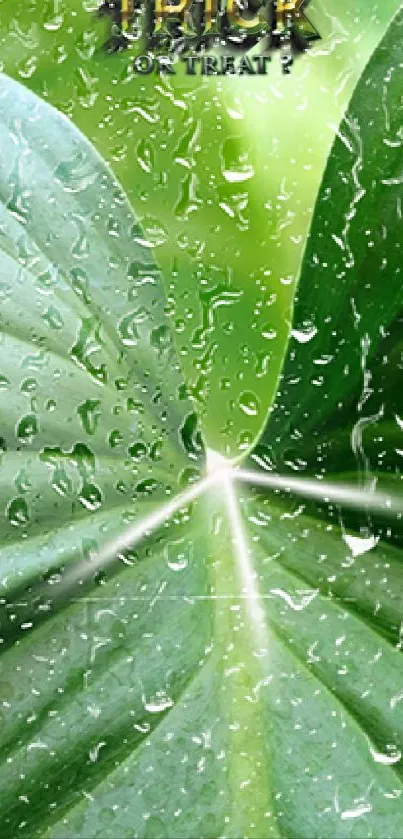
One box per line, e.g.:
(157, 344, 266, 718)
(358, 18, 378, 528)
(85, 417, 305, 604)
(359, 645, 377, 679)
(0, 73, 202, 610)
(2, 11, 403, 839)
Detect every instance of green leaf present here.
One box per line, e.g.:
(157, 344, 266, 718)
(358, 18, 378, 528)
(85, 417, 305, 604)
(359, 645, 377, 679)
(2, 11, 403, 839)
(0, 73, 202, 602)
(259, 8, 403, 494)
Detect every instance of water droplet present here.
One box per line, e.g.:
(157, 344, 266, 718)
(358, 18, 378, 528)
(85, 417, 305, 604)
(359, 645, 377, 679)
(7, 496, 30, 527)
(42, 306, 64, 330)
(135, 217, 168, 248)
(52, 467, 72, 498)
(136, 138, 154, 173)
(221, 137, 254, 183)
(180, 412, 203, 459)
(70, 318, 107, 385)
(150, 324, 172, 354)
(17, 414, 38, 444)
(77, 400, 102, 435)
(369, 745, 401, 765)
(118, 309, 148, 346)
(343, 533, 379, 558)
(143, 691, 174, 713)
(109, 430, 123, 448)
(70, 267, 91, 304)
(291, 323, 318, 343)
(135, 478, 158, 496)
(79, 482, 103, 511)
(239, 391, 260, 417)
(129, 442, 147, 461)
(20, 378, 37, 394)
(166, 539, 188, 571)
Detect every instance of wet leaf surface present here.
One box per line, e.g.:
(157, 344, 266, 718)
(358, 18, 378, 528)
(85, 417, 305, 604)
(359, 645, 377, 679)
(0, 6, 403, 839)
(1, 0, 400, 455)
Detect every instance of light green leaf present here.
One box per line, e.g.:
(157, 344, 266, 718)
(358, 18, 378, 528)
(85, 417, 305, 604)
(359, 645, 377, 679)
(0, 73, 202, 600)
(2, 11, 403, 839)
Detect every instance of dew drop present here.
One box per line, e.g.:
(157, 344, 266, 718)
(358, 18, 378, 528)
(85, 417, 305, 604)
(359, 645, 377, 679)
(79, 482, 103, 511)
(17, 413, 38, 444)
(77, 399, 102, 436)
(239, 391, 260, 417)
(7, 496, 30, 527)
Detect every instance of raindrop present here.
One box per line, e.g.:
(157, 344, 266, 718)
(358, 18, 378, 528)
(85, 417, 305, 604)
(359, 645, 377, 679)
(77, 400, 102, 436)
(135, 217, 168, 248)
(221, 137, 254, 183)
(109, 430, 123, 448)
(118, 309, 146, 346)
(136, 138, 154, 173)
(129, 442, 147, 461)
(7, 496, 30, 527)
(292, 323, 318, 343)
(20, 378, 37, 394)
(17, 413, 38, 444)
(150, 324, 172, 354)
(79, 482, 103, 511)
(52, 467, 72, 498)
(166, 539, 189, 571)
(143, 692, 174, 713)
(239, 391, 260, 417)
(42, 306, 64, 330)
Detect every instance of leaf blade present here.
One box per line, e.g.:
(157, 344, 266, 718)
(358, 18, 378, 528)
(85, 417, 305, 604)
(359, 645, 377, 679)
(259, 9, 403, 484)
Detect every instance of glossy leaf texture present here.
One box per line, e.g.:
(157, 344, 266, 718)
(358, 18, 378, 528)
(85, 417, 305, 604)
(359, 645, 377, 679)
(259, 9, 403, 494)
(244, 8, 403, 833)
(2, 13, 403, 839)
(0, 73, 202, 618)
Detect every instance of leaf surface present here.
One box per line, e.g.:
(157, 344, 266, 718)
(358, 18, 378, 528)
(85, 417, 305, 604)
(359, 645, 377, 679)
(1, 0, 401, 454)
(259, 9, 403, 494)
(2, 12, 403, 839)
(0, 74, 201, 604)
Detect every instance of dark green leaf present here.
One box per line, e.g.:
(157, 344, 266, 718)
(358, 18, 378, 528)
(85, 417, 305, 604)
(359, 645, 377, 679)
(259, 9, 403, 500)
